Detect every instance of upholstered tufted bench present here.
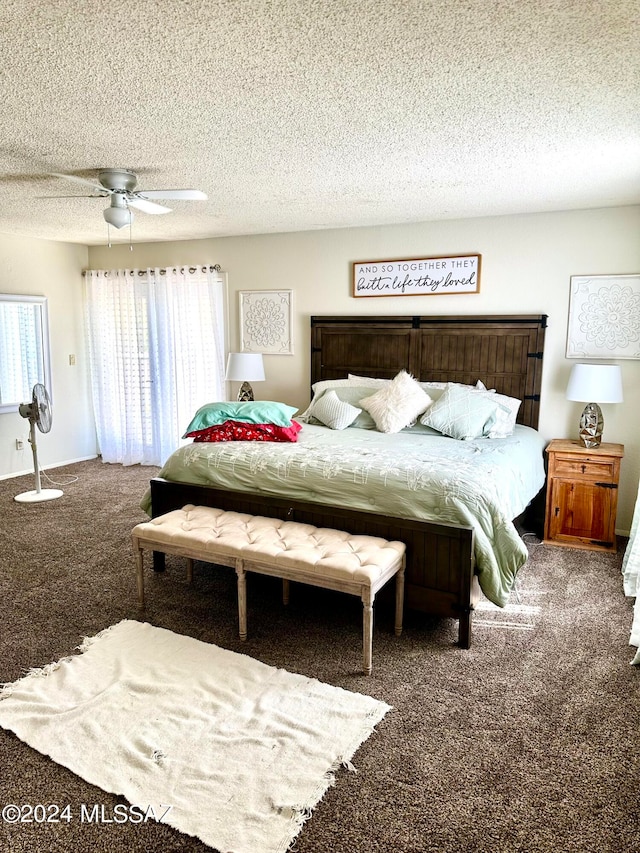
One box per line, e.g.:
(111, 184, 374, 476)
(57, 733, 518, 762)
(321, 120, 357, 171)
(131, 504, 405, 675)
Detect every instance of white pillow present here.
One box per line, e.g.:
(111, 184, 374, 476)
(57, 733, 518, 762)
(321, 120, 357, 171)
(305, 390, 361, 430)
(349, 375, 486, 405)
(347, 373, 391, 385)
(315, 376, 387, 393)
(418, 381, 448, 401)
(359, 371, 433, 433)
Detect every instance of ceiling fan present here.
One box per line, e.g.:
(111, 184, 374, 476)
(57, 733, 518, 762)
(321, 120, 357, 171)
(51, 169, 207, 229)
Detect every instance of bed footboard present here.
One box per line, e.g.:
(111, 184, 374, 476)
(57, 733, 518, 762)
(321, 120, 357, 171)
(149, 477, 476, 647)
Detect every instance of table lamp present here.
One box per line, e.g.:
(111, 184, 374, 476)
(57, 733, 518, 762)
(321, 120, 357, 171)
(566, 363, 623, 448)
(225, 353, 265, 401)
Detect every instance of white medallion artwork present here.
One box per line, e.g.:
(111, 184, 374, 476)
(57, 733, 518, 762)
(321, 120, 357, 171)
(240, 290, 293, 355)
(566, 274, 640, 359)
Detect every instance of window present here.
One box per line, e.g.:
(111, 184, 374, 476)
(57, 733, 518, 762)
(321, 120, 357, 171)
(0, 294, 51, 413)
(84, 266, 226, 466)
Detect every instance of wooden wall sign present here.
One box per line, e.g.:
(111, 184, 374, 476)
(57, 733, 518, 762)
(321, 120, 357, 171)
(352, 254, 481, 298)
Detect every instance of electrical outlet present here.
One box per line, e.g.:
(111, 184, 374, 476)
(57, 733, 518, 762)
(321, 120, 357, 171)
(15, 438, 24, 450)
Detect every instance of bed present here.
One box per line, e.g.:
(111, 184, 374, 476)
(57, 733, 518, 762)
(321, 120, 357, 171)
(146, 314, 548, 647)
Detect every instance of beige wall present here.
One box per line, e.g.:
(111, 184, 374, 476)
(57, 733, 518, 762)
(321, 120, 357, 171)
(0, 233, 96, 480)
(90, 205, 640, 531)
(1, 207, 635, 526)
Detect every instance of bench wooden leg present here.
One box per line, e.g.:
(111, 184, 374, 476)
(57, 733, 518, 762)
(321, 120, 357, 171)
(236, 559, 247, 641)
(134, 541, 145, 610)
(282, 578, 290, 605)
(186, 558, 194, 584)
(395, 557, 405, 637)
(362, 590, 374, 676)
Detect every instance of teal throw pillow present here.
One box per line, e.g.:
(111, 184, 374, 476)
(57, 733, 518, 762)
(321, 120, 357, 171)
(419, 384, 498, 440)
(183, 401, 298, 436)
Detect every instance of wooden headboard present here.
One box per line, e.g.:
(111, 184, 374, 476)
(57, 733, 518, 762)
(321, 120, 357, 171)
(310, 314, 547, 429)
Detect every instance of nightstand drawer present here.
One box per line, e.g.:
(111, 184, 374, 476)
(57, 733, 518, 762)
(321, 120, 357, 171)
(552, 454, 616, 482)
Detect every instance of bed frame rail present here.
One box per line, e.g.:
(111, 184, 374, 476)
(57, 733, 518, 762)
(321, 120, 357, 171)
(150, 477, 477, 648)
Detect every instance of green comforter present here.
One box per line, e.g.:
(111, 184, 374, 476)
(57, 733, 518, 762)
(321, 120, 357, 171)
(141, 423, 546, 607)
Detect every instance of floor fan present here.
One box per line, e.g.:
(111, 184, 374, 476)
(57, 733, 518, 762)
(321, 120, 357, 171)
(14, 383, 63, 503)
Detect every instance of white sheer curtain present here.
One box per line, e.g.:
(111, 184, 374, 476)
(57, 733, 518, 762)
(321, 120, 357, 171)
(84, 265, 226, 466)
(622, 480, 640, 664)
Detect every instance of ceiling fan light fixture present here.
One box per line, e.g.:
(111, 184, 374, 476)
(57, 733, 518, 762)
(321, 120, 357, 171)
(103, 198, 133, 229)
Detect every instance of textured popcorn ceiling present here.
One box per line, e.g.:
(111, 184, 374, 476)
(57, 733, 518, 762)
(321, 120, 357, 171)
(0, 0, 638, 246)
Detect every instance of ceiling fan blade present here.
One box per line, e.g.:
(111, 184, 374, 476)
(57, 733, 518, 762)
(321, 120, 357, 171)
(135, 189, 207, 201)
(36, 194, 105, 199)
(127, 197, 172, 214)
(50, 172, 110, 195)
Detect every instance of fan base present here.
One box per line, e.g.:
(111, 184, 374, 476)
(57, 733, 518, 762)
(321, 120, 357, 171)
(14, 488, 63, 503)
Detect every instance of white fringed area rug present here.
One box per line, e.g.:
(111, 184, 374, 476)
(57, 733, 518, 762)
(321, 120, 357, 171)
(0, 620, 391, 853)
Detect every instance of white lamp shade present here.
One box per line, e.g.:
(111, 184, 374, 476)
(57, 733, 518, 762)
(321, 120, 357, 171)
(103, 204, 133, 229)
(225, 352, 265, 382)
(566, 363, 623, 404)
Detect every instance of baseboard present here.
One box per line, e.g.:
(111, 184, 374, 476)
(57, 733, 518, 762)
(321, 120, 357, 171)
(0, 455, 99, 481)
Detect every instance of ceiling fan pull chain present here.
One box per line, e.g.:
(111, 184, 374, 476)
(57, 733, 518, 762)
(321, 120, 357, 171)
(107, 222, 112, 248)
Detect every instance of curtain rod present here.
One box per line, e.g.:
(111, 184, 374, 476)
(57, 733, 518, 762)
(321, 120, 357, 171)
(83, 264, 222, 277)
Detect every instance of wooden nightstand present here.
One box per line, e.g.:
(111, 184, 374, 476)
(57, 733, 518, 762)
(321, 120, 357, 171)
(544, 439, 624, 552)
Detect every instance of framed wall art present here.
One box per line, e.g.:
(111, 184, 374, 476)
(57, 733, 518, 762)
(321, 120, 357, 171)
(352, 254, 481, 297)
(239, 290, 293, 355)
(566, 274, 640, 359)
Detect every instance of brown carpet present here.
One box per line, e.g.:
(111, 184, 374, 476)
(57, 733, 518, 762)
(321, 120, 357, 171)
(0, 458, 637, 853)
